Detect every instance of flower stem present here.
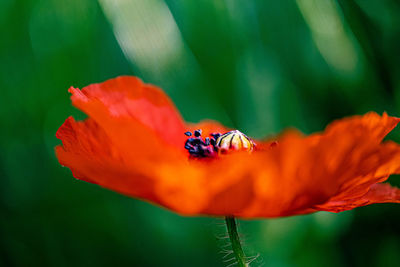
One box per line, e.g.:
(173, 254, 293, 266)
(225, 216, 247, 267)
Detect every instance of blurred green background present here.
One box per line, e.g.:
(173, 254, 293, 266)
(1, 0, 400, 266)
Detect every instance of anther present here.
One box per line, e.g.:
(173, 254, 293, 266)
(205, 137, 210, 146)
(211, 133, 221, 140)
(184, 143, 192, 150)
(210, 139, 216, 146)
(194, 129, 202, 137)
(184, 128, 218, 158)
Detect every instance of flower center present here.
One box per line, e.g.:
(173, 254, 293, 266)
(184, 129, 255, 158)
(216, 130, 255, 153)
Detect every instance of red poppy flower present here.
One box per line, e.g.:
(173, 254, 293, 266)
(56, 76, 400, 218)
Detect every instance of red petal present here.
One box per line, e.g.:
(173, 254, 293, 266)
(323, 112, 400, 142)
(307, 113, 400, 212)
(69, 76, 187, 150)
(56, 117, 159, 201)
(198, 112, 400, 217)
(314, 183, 400, 212)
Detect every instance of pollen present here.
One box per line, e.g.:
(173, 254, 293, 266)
(216, 130, 255, 153)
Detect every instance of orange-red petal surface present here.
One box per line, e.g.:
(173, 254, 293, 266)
(56, 117, 160, 202)
(69, 76, 187, 150)
(56, 76, 400, 218)
(314, 183, 400, 212)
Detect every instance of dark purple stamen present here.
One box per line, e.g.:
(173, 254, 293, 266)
(194, 129, 202, 137)
(211, 133, 221, 140)
(205, 137, 210, 146)
(210, 139, 216, 146)
(184, 129, 221, 158)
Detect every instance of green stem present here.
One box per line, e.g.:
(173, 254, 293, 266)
(225, 216, 247, 267)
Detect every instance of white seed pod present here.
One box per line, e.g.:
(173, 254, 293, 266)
(216, 130, 255, 153)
